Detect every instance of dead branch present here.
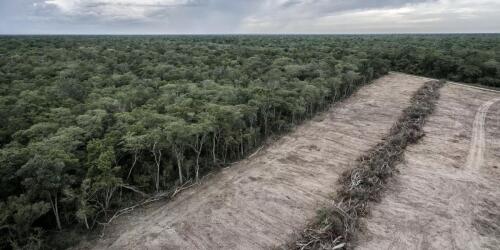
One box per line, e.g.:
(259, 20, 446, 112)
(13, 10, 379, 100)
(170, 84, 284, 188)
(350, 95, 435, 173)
(291, 80, 445, 250)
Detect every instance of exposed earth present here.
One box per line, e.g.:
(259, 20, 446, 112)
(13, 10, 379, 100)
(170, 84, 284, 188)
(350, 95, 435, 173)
(83, 73, 500, 250)
(356, 82, 500, 249)
(83, 73, 430, 249)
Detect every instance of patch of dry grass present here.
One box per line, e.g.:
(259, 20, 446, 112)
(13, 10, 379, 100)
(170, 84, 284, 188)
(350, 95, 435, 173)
(292, 80, 445, 250)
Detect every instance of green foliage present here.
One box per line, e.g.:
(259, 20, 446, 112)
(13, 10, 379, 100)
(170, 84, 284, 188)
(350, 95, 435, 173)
(0, 195, 49, 250)
(376, 34, 500, 87)
(0, 34, 499, 248)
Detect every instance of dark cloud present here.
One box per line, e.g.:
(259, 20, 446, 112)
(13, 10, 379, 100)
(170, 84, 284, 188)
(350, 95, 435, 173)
(315, 0, 437, 14)
(0, 0, 499, 34)
(271, 0, 437, 19)
(281, 0, 302, 8)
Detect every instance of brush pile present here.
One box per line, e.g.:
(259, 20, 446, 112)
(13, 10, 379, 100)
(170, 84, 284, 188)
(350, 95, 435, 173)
(294, 80, 445, 250)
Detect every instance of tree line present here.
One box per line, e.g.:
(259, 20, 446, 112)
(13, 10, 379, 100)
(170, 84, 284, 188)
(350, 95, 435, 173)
(0, 34, 499, 249)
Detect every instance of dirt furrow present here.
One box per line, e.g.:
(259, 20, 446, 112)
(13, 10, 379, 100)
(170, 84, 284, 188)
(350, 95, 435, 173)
(83, 73, 429, 250)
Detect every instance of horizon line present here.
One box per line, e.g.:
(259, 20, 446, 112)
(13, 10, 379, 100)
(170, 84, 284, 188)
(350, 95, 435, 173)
(1, 32, 500, 36)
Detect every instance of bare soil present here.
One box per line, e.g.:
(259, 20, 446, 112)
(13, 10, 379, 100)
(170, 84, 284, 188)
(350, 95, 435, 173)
(356, 82, 500, 249)
(82, 73, 429, 250)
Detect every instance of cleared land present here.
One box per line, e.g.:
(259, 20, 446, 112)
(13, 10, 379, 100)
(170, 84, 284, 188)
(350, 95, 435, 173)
(357, 82, 500, 249)
(84, 73, 429, 249)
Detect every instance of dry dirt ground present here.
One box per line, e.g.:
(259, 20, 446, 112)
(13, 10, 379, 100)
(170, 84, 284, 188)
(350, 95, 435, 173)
(357, 81, 500, 249)
(83, 73, 429, 250)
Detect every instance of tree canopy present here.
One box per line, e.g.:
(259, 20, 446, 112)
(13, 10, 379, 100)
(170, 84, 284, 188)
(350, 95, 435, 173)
(1, 34, 499, 249)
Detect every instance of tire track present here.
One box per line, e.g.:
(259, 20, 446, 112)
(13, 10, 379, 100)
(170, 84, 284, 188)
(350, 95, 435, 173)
(356, 84, 500, 250)
(464, 98, 500, 171)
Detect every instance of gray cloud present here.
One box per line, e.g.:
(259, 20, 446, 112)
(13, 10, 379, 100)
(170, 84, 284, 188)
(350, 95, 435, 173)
(0, 0, 499, 34)
(280, 0, 436, 13)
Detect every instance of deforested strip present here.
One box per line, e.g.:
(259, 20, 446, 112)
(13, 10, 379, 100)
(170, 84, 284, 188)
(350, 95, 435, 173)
(292, 80, 445, 250)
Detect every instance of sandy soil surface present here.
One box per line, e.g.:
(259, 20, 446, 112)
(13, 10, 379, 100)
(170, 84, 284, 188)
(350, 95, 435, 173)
(84, 73, 429, 250)
(357, 82, 500, 250)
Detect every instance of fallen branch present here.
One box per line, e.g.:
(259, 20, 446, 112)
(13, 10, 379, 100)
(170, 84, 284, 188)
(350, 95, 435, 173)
(98, 181, 197, 238)
(120, 185, 149, 198)
(291, 80, 445, 249)
(248, 146, 264, 158)
(171, 181, 196, 198)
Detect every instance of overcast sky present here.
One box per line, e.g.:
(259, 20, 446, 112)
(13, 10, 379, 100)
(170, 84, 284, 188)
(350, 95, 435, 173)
(1, 0, 499, 34)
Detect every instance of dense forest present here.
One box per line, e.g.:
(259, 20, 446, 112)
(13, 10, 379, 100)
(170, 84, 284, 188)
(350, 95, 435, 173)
(1, 34, 499, 249)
